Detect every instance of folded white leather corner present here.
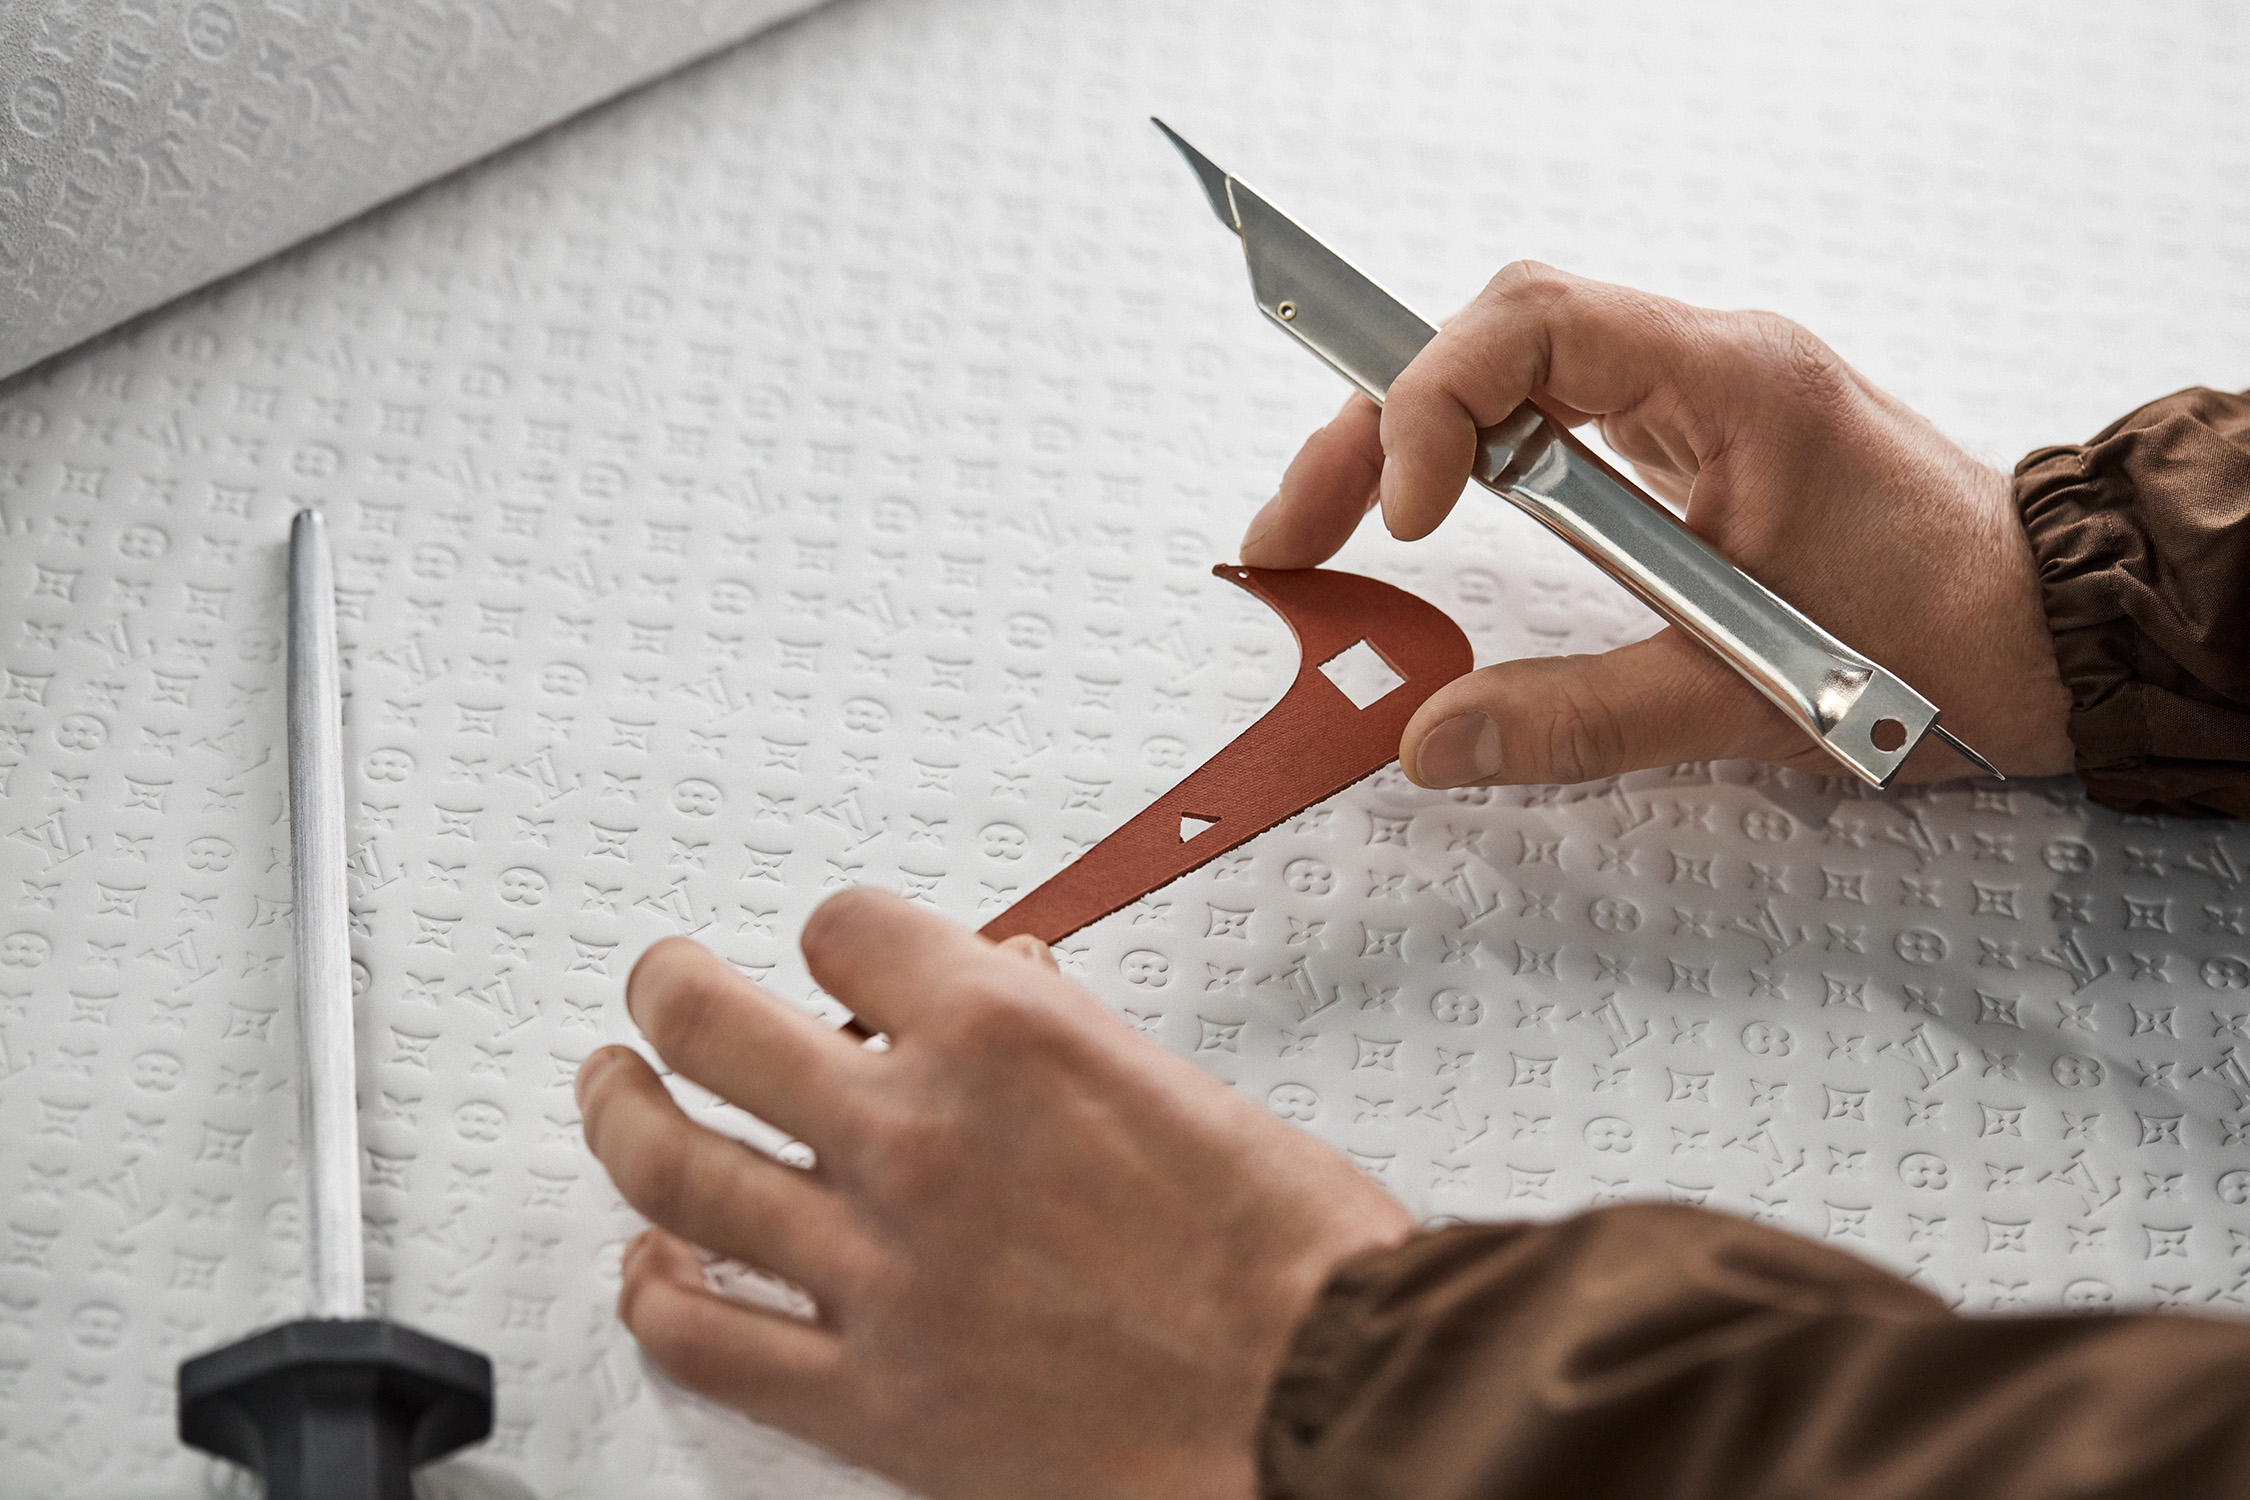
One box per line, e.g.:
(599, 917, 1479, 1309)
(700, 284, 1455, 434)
(0, 0, 822, 380)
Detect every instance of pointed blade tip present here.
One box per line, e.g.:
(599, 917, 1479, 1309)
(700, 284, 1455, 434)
(1148, 118, 1237, 231)
(1929, 721, 2005, 780)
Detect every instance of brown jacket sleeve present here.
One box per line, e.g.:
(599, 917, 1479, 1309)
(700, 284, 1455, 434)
(1260, 1205, 2250, 1500)
(2016, 387, 2250, 817)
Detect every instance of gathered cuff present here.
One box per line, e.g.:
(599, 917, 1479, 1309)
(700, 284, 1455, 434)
(2015, 387, 2250, 817)
(1256, 1207, 1946, 1500)
(1258, 1205, 2250, 1500)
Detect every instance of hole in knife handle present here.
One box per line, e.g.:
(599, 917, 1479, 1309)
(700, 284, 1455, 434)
(1870, 717, 1907, 752)
(1275, 300, 1296, 320)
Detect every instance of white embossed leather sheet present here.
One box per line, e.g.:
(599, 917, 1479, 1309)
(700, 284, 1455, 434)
(0, 0, 2246, 1495)
(0, 0, 822, 382)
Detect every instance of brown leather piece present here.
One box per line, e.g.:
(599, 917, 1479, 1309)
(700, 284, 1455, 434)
(981, 565, 1471, 945)
(1260, 1206, 2250, 1500)
(838, 566, 1470, 1040)
(2016, 387, 2250, 817)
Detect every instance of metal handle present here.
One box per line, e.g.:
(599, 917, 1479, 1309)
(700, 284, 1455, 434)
(1152, 123, 1996, 787)
(1473, 406, 1937, 784)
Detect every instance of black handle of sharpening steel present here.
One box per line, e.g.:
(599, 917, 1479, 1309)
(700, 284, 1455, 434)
(179, 1318, 493, 1500)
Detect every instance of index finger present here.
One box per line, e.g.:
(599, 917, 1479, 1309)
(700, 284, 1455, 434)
(1240, 392, 1385, 569)
(800, 888, 1004, 1038)
(625, 936, 865, 1144)
(1377, 262, 1720, 544)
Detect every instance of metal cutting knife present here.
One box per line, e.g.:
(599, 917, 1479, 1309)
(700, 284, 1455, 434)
(1153, 120, 1999, 789)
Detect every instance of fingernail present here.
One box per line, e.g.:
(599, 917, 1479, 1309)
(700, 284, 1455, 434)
(1240, 494, 1282, 560)
(1416, 711, 1503, 788)
(575, 1047, 621, 1108)
(1376, 459, 1399, 537)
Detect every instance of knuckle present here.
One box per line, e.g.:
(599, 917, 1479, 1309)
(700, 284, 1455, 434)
(1477, 260, 1576, 338)
(577, 1061, 627, 1148)
(627, 936, 707, 1015)
(616, 1131, 699, 1223)
(616, 1261, 681, 1352)
(944, 973, 1054, 1053)
(858, 1106, 935, 1163)
(954, 1001, 1032, 1059)
(1487, 258, 1564, 301)
(1543, 665, 1629, 784)
(1382, 351, 1438, 413)
(999, 933, 1060, 972)
(801, 885, 883, 965)
(635, 963, 727, 1062)
(852, 1109, 959, 1207)
(1743, 311, 1845, 398)
(616, 1259, 653, 1328)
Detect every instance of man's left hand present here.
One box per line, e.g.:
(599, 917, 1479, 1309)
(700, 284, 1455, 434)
(578, 889, 1410, 1500)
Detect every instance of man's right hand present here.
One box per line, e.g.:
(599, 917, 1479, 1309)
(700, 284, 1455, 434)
(1240, 262, 2075, 788)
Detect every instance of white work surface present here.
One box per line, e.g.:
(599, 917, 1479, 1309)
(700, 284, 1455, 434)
(0, 0, 821, 379)
(1, 1, 2247, 1495)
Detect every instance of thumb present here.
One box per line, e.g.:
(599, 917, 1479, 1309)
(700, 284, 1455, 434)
(1399, 630, 1791, 788)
